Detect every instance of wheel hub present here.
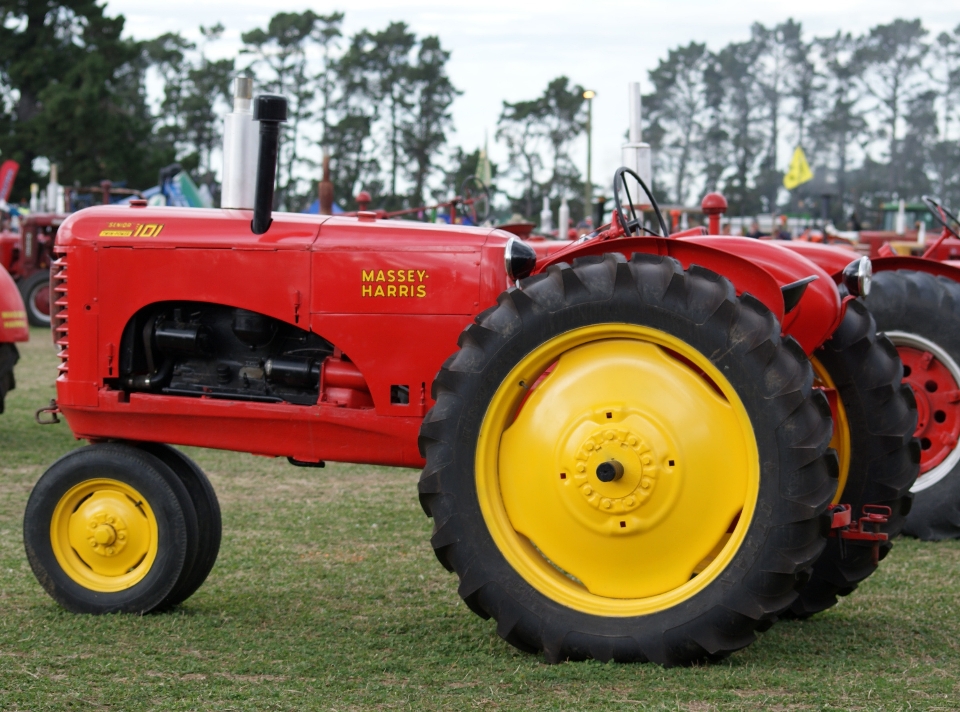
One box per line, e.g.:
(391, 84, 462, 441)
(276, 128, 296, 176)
(53, 482, 157, 587)
(898, 344, 960, 473)
(86, 512, 127, 556)
(565, 426, 663, 525)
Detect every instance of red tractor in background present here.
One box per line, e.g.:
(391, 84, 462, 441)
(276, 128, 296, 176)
(0, 212, 66, 327)
(0, 262, 29, 413)
(21, 88, 919, 666)
(855, 197, 960, 540)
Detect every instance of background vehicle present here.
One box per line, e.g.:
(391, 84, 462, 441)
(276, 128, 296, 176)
(0, 262, 29, 413)
(863, 197, 960, 540)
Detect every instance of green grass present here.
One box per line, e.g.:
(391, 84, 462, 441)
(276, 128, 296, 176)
(1, 327, 960, 710)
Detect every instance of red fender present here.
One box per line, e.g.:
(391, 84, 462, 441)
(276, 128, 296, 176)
(537, 235, 843, 354)
(775, 241, 859, 281)
(0, 264, 28, 343)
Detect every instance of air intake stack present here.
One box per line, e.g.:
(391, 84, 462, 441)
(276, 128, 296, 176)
(221, 77, 258, 210)
(621, 82, 652, 206)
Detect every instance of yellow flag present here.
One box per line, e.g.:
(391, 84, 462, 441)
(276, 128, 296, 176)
(783, 146, 813, 190)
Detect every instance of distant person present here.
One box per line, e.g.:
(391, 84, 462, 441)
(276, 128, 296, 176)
(746, 220, 765, 239)
(773, 215, 792, 240)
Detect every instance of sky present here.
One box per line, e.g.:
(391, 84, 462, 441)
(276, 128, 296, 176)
(105, 0, 958, 202)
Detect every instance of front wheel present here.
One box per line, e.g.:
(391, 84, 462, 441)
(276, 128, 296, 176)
(18, 270, 51, 328)
(24, 444, 198, 614)
(418, 253, 836, 665)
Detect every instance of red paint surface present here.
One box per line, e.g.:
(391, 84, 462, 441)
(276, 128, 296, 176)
(52, 204, 848, 467)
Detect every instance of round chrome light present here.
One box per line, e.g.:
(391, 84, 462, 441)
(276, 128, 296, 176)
(504, 236, 537, 282)
(842, 256, 872, 297)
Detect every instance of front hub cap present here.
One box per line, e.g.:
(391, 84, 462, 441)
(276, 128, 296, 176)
(51, 479, 158, 592)
(477, 324, 759, 615)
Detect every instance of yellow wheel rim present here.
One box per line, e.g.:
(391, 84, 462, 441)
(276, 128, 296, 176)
(811, 357, 851, 505)
(50, 479, 158, 592)
(475, 324, 760, 617)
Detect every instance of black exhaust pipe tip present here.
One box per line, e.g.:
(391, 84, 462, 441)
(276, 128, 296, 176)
(251, 94, 288, 235)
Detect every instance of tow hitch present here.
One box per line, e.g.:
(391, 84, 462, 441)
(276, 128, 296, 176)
(828, 503, 892, 565)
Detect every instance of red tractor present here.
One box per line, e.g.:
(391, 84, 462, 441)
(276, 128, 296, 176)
(0, 261, 29, 413)
(22, 94, 918, 665)
(856, 197, 960, 540)
(0, 212, 65, 327)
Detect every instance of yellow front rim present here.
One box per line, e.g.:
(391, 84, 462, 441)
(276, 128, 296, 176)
(475, 324, 760, 617)
(50, 479, 158, 592)
(811, 357, 851, 505)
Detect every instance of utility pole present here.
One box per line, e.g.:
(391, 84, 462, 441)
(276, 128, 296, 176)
(583, 89, 595, 222)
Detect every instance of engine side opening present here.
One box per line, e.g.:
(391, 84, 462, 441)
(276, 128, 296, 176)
(115, 302, 340, 406)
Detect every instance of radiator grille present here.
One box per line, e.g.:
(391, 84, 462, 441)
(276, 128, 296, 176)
(50, 250, 68, 374)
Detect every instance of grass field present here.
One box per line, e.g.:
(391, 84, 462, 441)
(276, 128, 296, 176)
(1, 328, 960, 710)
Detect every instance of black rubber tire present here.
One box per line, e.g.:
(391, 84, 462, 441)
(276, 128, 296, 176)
(24, 443, 199, 614)
(137, 443, 222, 609)
(865, 269, 960, 540)
(18, 270, 50, 328)
(788, 300, 919, 617)
(0, 342, 18, 414)
(418, 253, 837, 665)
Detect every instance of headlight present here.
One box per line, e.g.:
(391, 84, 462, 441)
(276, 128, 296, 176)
(842, 256, 872, 297)
(504, 236, 537, 282)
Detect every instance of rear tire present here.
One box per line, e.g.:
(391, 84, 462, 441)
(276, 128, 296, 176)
(137, 443, 221, 609)
(18, 270, 50, 328)
(788, 300, 918, 617)
(865, 269, 960, 540)
(418, 253, 836, 665)
(0, 343, 17, 414)
(24, 444, 198, 614)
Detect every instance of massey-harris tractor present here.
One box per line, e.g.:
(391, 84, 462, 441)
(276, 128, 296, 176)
(0, 262, 28, 413)
(23, 87, 918, 666)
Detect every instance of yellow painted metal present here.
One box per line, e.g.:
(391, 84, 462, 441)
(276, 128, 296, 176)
(811, 357, 851, 505)
(50, 478, 158, 592)
(475, 324, 760, 617)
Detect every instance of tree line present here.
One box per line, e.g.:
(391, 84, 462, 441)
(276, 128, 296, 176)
(0, 2, 590, 220)
(645, 18, 960, 226)
(0, 4, 955, 227)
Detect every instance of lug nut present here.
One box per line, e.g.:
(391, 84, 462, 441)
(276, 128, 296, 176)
(596, 460, 624, 483)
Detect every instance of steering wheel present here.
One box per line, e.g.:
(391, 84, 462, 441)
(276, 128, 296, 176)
(459, 176, 491, 224)
(922, 195, 960, 239)
(613, 167, 668, 237)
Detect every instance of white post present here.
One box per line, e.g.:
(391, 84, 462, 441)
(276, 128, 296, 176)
(558, 197, 570, 239)
(540, 196, 553, 233)
(895, 199, 906, 235)
(621, 82, 652, 208)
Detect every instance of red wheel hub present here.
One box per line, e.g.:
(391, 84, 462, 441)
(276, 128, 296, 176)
(899, 345, 960, 472)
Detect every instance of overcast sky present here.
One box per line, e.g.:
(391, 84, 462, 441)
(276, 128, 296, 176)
(105, 0, 958, 200)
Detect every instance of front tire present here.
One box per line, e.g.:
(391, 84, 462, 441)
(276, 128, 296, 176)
(18, 270, 51, 328)
(136, 443, 222, 609)
(24, 444, 198, 614)
(418, 253, 836, 665)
